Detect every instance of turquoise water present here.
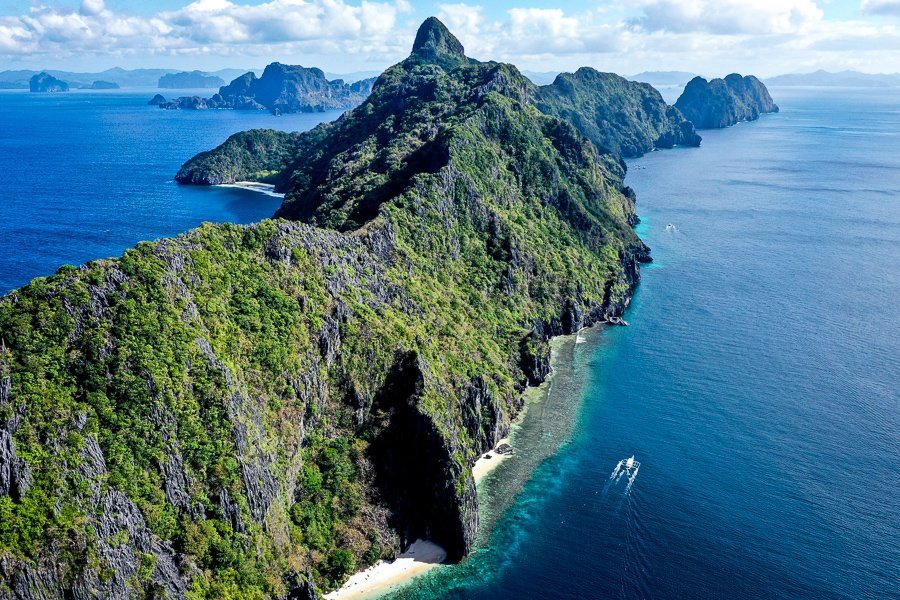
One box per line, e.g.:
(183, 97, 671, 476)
(390, 87, 900, 599)
(0, 89, 341, 293)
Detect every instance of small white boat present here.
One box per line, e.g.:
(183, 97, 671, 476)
(665, 223, 676, 231)
(609, 455, 641, 489)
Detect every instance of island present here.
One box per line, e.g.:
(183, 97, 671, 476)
(0, 17, 780, 600)
(674, 74, 779, 129)
(158, 70, 225, 89)
(28, 72, 68, 93)
(533, 67, 701, 157)
(147, 93, 166, 106)
(153, 64, 376, 114)
(88, 80, 120, 90)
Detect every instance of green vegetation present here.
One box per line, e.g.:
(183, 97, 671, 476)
(0, 17, 651, 599)
(175, 129, 305, 187)
(533, 67, 701, 157)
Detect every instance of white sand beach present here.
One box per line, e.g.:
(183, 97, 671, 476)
(472, 437, 512, 485)
(217, 181, 285, 198)
(325, 539, 447, 600)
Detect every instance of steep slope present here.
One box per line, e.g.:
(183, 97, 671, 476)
(1, 18, 649, 599)
(533, 68, 701, 157)
(675, 74, 778, 129)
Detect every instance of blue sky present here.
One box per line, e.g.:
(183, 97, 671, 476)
(1, 0, 899, 76)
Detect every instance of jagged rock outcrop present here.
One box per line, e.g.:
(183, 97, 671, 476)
(534, 68, 701, 157)
(675, 74, 779, 129)
(2, 17, 653, 599)
(155, 63, 375, 114)
(28, 73, 68, 93)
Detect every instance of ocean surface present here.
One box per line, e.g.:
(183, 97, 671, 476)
(0, 89, 341, 293)
(389, 87, 900, 599)
(2, 87, 898, 600)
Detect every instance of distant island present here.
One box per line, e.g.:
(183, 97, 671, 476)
(155, 63, 377, 114)
(158, 71, 226, 89)
(675, 74, 778, 129)
(88, 80, 119, 90)
(766, 70, 900, 87)
(0, 67, 250, 89)
(28, 72, 68, 93)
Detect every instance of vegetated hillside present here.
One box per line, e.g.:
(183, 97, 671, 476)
(533, 68, 701, 157)
(0, 17, 649, 600)
(675, 74, 779, 129)
(177, 65, 702, 186)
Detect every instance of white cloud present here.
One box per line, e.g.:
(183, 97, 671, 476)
(629, 0, 823, 35)
(0, 0, 413, 63)
(437, 3, 483, 37)
(0, 0, 899, 77)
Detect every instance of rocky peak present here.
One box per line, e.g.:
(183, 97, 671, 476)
(410, 17, 468, 68)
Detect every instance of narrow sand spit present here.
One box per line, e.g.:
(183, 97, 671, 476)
(325, 539, 446, 600)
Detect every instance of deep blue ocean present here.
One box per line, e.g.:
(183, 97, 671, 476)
(0, 89, 340, 293)
(1, 87, 898, 599)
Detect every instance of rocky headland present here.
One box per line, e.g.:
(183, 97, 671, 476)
(675, 74, 778, 129)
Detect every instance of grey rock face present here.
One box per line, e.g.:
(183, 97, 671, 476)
(0, 377, 30, 501)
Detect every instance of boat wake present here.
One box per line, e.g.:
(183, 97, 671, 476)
(604, 455, 641, 495)
(600, 455, 652, 599)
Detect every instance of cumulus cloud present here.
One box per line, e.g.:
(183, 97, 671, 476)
(0, 0, 413, 62)
(436, 3, 620, 59)
(0, 0, 899, 76)
(629, 0, 823, 35)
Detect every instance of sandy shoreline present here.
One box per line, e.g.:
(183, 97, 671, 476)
(324, 539, 446, 600)
(472, 437, 512, 484)
(217, 181, 285, 198)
